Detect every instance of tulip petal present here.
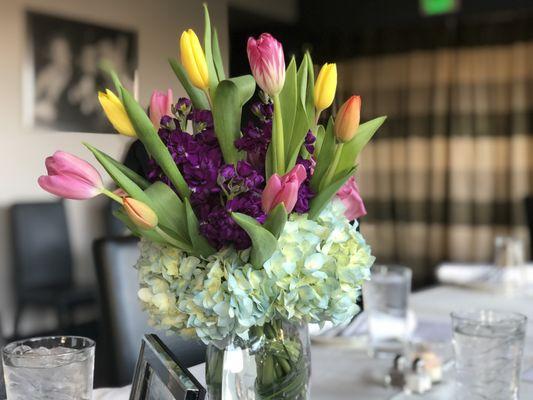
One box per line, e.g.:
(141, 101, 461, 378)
(38, 175, 101, 200)
(46, 151, 103, 188)
(336, 176, 367, 220)
(275, 180, 299, 213)
(262, 174, 282, 213)
(98, 90, 136, 136)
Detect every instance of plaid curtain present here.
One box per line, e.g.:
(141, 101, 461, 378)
(338, 43, 533, 285)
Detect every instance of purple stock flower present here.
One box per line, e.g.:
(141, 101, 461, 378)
(293, 157, 315, 214)
(304, 130, 316, 154)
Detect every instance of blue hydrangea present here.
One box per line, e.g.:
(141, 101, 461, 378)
(136, 199, 374, 343)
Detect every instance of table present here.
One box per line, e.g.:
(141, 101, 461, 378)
(3, 285, 533, 399)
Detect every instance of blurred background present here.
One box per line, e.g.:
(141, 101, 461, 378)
(0, 0, 532, 387)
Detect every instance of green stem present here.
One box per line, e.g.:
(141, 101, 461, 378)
(101, 188, 124, 204)
(272, 94, 285, 175)
(320, 142, 344, 191)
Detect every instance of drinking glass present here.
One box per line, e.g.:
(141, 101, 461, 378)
(494, 236, 527, 292)
(363, 265, 412, 356)
(451, 310, 527, 400)
(2, 336, 95, 400)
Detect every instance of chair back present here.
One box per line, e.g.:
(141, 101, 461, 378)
(10, 202, 72, 293)
(93, 237, 205, 386)
(526, 196, 533, 259)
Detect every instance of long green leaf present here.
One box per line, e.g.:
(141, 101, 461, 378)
(203, 4, 218, 94)
(304, 52, 315, 128)
(168, 58, 210, 110)
(296, 54, 308, 109)
(231, 212, 278, 267)
(286, 99, 311, 171)
(85, 143, 151, 204)
(279, 57, 297, 163)
(313, 124, 326, 157)
(184, 198, 216, 258)
(308, 167, 355, 220)
(212, 29, 226, 81)
(212, 75, 256, 164)
(263, 203, 288, 239)
(120, 87, 191, 200)
(144, 182, 188, 242)
(335, 116, 387, 174)
(85, 143, 149, 189)
(310, 117, 335, 192)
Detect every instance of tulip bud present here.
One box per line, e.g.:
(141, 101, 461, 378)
(180, 29, 209, 90)
(314, 63, 337, 112)
(149, 89, 173, 129)
(261, 164, 307, 213)
(98, 89, 136, 137)
(335, 95, 361, 143)
(247, 33, 285, 97)
(38, 151, 104, 200)
(336, 176, 367, 221)
(123, 197, 158, 230)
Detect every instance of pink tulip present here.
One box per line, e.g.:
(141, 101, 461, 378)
(149, 89, 173, 129)
(38, 151, 103, 200)
(336, 176, 367, 220)
(247, 33, 285, 96)
(262, 164, 307, 213)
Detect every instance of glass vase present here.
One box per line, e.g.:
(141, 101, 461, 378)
(205, 320, 310, 400)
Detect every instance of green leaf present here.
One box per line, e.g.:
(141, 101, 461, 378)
(212, 29, 226, 81)
(144, 182, 188, 242)
(263, 204, 288, 239)
(203, 4, 218, 94)
(212, 75, 256, 165)
(168, 58, 210, 110)
(310, 117, 335, 192)
(100, 61, 124, 101)
(308, 167, 355, 220)
(84, 143, 151, 204)
(184, 198, 216, 258)
(304, 52, 315, 128)
(286, 99, 311, 171)
(314, 124, 326, 156)
(335, 116, 387, 175)
(296, 54, 309, 109)
(120, 87, 191, 200)
(84, 143, 149, 189)
(231, 212, 278, 267)
(279, 57, 297, 162)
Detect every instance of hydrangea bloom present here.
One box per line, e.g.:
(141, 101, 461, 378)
(136, 199, 374, 342)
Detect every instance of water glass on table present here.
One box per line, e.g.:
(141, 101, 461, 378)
(363, 265, 412, 356)
(452, 310, 527, 400)
(2, 336, 95, 400)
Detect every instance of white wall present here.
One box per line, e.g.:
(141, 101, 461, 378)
(0, 0, 229, 336)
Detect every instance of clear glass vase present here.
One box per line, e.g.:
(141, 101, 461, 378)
(205, 320, 310, 400)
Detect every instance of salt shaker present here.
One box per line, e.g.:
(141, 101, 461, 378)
(385, 354, 407, 388)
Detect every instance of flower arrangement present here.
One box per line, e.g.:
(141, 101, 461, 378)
(38, 5, 385, 399)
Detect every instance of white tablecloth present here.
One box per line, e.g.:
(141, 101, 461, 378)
(94, 285, 533, 400)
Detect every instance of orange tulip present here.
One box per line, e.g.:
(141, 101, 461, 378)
(123, 197, 158, 230)
(335, 95, 361, 143)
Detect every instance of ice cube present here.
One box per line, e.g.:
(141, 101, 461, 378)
(12, 345, 31, 355)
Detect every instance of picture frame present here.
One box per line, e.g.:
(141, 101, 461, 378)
(130, 334, 206, 400)
(25, 11, 137, 133)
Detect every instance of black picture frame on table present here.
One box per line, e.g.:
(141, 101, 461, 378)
(130, 335, 206, 400)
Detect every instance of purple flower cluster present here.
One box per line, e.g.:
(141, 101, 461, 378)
(147, 97, 316, 250)
(235, 101, 272, 170)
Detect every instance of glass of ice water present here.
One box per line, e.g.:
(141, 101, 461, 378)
(363, 265, 412, 356)
(2, 336, 95, 400)
(452, 310, 527, 400)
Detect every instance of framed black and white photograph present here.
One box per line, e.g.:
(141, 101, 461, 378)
(130, 335, 206, 400)
(25, 11, 137, 133)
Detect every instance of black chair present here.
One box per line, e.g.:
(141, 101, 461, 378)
(526, 196, 533, 259)
(9, 201, 97, 336)
(93, 236, 206, 386)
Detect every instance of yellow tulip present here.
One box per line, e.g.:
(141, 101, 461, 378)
(123, 197, 158, 230)
(314, 63, 337, 112)
(98, 89, 136, 137)
(180, 29, 209, 90)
